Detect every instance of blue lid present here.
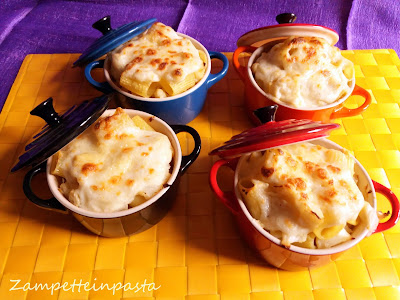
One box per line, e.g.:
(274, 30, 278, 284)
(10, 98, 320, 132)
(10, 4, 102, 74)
(73, 16, 157, 67)
(11, 95, 111, 172)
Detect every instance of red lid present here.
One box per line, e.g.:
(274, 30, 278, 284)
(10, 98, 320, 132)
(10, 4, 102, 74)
(209, 106, 339, 158)
(237, 13, 339, 48)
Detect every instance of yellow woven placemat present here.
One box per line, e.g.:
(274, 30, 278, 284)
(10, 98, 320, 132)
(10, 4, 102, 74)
(0, 50, 399, 300)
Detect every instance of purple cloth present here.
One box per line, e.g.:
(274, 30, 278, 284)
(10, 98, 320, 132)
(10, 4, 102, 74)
(1, 0, 399, 112)
(347, 0, 400, 52)
(0, 0, 37, 45)
(178, 0, 352, 51)
(0, 0, 188, 111)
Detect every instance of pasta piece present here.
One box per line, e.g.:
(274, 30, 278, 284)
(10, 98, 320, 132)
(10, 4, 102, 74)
(120, 74, 158, 98)
(198, 50, 207, 64)
(160, 72, 196, 96)
(197, 50, 207, 80)
(194, 68, 206, 82)
(238, 178, 265, 220)
(315, 228, 352, 248)
(347, 218, 359, 226)
(269, 230, 283, 240)
(131, 116, 155, 131)
(73, 153, 105, 174)
(152, 88, 168, 98)
(130, 194, 147, 207)
(313, 225, 344, 240)
(354, 202, 379, 233)
(51, 151, 64, 177)
(342, 64, 354, 79)
(293, 233, 316, 249)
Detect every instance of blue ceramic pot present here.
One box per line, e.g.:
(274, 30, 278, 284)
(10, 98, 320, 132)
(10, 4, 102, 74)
(85, 34, 229, 124)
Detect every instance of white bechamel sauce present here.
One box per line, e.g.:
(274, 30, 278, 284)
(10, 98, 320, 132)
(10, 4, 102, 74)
(251, 36, 354, 108)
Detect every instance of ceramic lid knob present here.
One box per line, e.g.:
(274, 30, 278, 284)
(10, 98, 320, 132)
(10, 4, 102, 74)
(73, 16, 156, 67)
(92, 15, 112, 35)
(30, 97, 61, 127)
(236, 12, 338, 48)
(253, 105, 278, 124)
(276, 13, 297, 24)
(11, 95, 111, 172)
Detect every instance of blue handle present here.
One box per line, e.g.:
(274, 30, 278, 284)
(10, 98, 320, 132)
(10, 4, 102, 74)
(170, 125, 201, 174)
(84, 60, 114, 94)
(23, 161, 67, 212)
(206, 51, 229, 88)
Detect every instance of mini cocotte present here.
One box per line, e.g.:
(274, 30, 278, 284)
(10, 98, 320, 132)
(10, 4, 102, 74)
(251, 36, 354, 109)
(209, 111, 399, 269)
(237, 142, 379, 249)
(109, 22, 207, 98)
(51, 108, 174, 213)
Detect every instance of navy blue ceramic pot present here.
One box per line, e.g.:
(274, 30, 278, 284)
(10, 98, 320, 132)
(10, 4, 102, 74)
(23, 109, 201, 237)
(84, 34, 228, 124)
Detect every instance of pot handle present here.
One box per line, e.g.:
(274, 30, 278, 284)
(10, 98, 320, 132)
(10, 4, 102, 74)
(23, 161, 67, 212)
(330, 84, 371, 119)
(206, 51, 229, 88)
(84, 59, 114, 94)
(373, 180, 400, 233)
(209, 158, 240, 214)
(170, 125, 201, 174)
(232, 46, 256, 82)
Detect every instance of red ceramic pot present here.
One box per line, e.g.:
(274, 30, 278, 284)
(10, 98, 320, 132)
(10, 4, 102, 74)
(233, 14, 371, 124)
(210, 139, 399, 270)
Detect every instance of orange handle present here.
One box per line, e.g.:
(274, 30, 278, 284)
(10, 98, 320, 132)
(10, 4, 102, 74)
(330, 84, 371, 119)
(232, 46, 257, 82)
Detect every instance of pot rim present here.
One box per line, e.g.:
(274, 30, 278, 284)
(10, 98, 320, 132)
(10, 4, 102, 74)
(233, 138, 377, 256)
(237, 23, 340, 48)
(103, 32, 212, 102)
(246, 43, 356, 111)
(46, 108, 183, 219)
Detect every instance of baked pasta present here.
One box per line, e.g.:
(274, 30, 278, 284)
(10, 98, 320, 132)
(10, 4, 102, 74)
(109, 22, 207, 98)
(251, 36, 354, 108)
(51, 108, 174, 213)
(237, 142, 378, 249)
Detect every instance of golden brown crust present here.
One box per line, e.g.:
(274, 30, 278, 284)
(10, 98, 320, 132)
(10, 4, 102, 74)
(261, 167, 274, 178)
(81, 163, 100, 176)
(146, 49, 156, 55)
(286, 177, 307, 190)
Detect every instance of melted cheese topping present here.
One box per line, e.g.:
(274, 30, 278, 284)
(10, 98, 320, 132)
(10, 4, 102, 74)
(237, 142, 378, 249)
(110, 22, 205, 86)
(52, 108, 173, 213)
(251, 36, 354, 108)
